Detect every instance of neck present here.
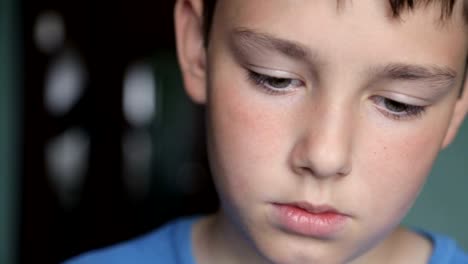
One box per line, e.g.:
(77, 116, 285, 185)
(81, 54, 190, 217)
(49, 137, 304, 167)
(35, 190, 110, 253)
(193, 211, 271, 264)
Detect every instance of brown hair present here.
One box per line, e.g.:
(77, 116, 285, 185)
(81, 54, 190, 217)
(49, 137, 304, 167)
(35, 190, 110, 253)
(202, 0, 466, 43)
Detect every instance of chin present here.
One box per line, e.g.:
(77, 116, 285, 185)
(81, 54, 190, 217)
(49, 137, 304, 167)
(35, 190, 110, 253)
(264, 250, 347, 264)
(250, 233, 355, 264)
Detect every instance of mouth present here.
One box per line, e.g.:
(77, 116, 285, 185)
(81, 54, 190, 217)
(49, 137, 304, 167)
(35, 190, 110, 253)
(271, 202, 349, 239)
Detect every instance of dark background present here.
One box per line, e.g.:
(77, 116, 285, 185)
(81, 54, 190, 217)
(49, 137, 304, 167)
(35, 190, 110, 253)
(19, 0, 217, 263)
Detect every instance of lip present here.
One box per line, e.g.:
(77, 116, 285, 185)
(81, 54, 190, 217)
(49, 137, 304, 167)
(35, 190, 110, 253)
(271, 202, 349, 239)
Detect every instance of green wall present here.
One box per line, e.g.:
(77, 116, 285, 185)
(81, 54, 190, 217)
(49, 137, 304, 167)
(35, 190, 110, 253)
(0, 0, 19, 262)
(404, 119, 468, 250)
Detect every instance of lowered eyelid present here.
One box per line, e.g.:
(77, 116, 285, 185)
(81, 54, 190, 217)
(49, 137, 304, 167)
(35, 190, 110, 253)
(247, 65, 302, 79)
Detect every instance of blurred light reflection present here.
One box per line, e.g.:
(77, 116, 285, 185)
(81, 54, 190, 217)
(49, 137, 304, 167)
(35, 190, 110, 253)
(34, 10, 65, 54)
(123, 129, 152, 199)
(123, 62, 156, 127)
(44, 50, 87, 116)
(46, 128, 90, 208)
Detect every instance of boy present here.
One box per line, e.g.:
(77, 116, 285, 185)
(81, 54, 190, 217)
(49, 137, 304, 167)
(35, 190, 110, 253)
(67, 0, 468, 263)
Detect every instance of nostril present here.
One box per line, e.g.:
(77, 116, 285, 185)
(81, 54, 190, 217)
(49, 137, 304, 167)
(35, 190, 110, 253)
(337, 166, 352, 177)
(297, 166, 312, 175)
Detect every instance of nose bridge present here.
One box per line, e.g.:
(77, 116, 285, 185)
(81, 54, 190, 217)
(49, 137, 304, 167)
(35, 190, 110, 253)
(294, 97, 354, 178)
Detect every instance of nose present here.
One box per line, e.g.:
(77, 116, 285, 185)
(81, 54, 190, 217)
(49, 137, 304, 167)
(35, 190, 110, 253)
(290, 102, 353, 179)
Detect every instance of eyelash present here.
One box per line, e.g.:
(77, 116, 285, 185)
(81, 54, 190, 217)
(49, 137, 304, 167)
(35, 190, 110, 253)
(245, 69, 427, 121)
(370, 96, 427, 120)
(246, 70, 303, 95)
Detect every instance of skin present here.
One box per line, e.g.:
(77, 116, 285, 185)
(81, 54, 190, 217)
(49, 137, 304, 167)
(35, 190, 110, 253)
(175, 0, 468, 263)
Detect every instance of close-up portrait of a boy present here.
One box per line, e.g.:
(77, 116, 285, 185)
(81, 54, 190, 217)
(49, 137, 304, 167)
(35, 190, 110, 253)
(65, 0, 468, 263)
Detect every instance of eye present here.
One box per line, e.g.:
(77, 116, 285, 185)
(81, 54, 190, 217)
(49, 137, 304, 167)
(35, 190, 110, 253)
(383, 99, 410, 113)
(264, 77, 293, 89)
(371, 96, 426, 120)
(247, 70, 303, 94)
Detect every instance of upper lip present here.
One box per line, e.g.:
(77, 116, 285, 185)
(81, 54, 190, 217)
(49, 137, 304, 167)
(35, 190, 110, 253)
(279, 201, 344, 215)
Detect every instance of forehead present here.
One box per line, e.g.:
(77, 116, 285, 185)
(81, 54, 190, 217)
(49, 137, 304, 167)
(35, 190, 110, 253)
(213, 0, 467, 69)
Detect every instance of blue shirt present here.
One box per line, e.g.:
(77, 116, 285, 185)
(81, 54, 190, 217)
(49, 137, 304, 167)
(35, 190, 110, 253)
(421, 230, 468, 264)
(64, 217, 468, 264)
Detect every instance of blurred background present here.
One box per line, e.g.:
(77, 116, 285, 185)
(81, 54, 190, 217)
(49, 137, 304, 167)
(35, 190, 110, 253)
(0, 0, 467, 263)
(1, 1, 217, 263)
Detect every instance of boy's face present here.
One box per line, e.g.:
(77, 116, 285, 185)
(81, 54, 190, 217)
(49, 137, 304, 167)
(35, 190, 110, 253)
(176, 0, 468, 263)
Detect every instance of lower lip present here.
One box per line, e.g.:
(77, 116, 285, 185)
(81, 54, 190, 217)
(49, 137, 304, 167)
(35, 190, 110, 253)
(273, 204, 348, 238)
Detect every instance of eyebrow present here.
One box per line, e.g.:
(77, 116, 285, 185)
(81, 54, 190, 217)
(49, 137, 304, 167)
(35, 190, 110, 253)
(230, 28, 314, 61)
(373, 63, 457, 91)
(230, 28, 458, 92)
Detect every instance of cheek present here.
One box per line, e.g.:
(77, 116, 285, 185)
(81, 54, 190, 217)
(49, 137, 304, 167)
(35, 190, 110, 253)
(358, 120, 447, 221)
(206, 73, 288, 202)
